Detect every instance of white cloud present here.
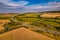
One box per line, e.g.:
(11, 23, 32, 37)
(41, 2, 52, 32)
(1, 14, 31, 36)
(7, 1, 29, 7)
(0, 0, 60, 9)
(24, 5, 52, 10)
(47, 2, 60, 6)
(24, 2, 60, 10)
(21, 2, 60, 12)
(0, 0, 60, 13)
(0, 0, 29, 8)
(0, 0, 10, 3)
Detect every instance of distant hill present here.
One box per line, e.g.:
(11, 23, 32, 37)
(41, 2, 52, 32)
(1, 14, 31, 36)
(39, 10, 60, 13)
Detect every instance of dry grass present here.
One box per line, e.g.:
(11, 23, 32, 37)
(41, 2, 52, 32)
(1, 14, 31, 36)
(0, 20, 10, 30)
(41, 13, 60, 18)
(0, 27, 55, 40)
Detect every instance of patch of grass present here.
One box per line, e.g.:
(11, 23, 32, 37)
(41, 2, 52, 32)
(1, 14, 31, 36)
(16, 17, 40, 22)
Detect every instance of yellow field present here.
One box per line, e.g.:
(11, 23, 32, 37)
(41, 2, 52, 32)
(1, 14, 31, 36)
(0, 20, 10, 30)
(41, 13, 60, 18)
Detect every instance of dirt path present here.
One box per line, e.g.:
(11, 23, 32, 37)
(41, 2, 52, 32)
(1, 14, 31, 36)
(0, 27, 55, 40)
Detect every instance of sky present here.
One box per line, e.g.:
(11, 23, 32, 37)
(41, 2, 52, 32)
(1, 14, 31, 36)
(0, 0, 60, 13)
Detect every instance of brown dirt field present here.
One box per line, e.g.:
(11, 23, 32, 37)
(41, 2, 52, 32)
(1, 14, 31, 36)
(0, 20, 10, 30)
(41, 13, 60, 18)
(0, 27, 55, 40)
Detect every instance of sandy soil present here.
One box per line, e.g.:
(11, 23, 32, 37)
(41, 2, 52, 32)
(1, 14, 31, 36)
(0, 27, 55, 40)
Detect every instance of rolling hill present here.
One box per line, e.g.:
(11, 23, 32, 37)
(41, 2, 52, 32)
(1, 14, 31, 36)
(0, 27, 55, 40)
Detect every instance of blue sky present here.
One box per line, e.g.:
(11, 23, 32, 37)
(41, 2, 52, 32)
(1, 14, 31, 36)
(0, 0, 60, 13)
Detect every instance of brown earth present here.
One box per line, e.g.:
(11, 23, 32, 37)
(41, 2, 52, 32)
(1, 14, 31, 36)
(0, 27, 55, 40)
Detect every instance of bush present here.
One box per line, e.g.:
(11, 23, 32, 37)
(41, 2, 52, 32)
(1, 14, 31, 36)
(55, 27, 60, 31)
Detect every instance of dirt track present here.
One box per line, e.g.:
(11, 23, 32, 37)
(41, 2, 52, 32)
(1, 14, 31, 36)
(0, 27, 55, 40)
